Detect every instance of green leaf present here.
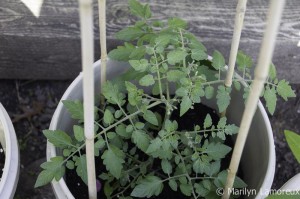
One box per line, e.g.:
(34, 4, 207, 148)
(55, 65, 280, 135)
(216, 85, 231, 112)
(191, 49, 207, 61)
(116, 124, 132, 139)
(104, 109, 114, 124)
(35, 156, 64, 188)
(115, 27, 144, 41)
(207, 161, 221, 176)
(225, 124, 239, 135)
(236, 51, 252, 71)
(180, 96, 192, 116)
(268, 63, 277, 80)
(168, 179, 178, 191)
(264, 87, 277, 115)
(132, 130, 151, 152)
(212, 50, 225, 70)
(139, 74, 155, 86)
(204, 142, 231, 160)
(63, 100, 83, 120)
(129, 59, 148, 72)
(166, 70, 185, 82)
(167, 50, 188, 65)
(75, 155, 88, 184)
(284, 130, 300, 164)
(146, 138, 162, 154)
(193, 159, 209, 174)
(217, 117, 227, 129)
(143, 110, 158, 126)
(161, 159, 172, 175)
(129, 0, 151, 19)
(108, 43, 135, 61)
(102, 81, 123, 104)
(66, 160, 75, 170)
(130, 46, 146, 60)
(73, 125, 85, 142)
(205, 86, 214, 99)
(180, 183, 192, 197)
(277, 80, 296, 101)
(204, 114, 212, 128)
(101, 145, 125, 179)
(155, 34, 171, 47)
(43, 130, 73, 148)
(131, 176, 163, 198)
(214, 170, 247, 188)
(168, 17, 187, 29)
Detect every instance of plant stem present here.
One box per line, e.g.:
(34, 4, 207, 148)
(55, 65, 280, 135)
(78, 0, 96, 197)
(98, 0, 107, 106)
(153, 51, 164, 99)
(223, 1, 286, 198)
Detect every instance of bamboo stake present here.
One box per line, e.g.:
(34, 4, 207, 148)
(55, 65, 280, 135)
(224, 0, 248, 88)
(222, 1, 286, 198)
(98, 0, 107, 105)
(78, 0, 97, 198)
(221, 0, 248, 117)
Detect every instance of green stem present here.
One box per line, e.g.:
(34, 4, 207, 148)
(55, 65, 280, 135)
(153, 51, 164, 99)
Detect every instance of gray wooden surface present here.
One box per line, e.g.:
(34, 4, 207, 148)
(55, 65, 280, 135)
(0, 0, 299, 82)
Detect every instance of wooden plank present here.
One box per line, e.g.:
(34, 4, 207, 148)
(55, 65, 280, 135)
(0, 0, 299, 81)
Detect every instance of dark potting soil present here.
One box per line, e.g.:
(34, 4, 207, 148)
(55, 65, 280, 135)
(65, 102, 238, 199)
(0, 144, 4, 179)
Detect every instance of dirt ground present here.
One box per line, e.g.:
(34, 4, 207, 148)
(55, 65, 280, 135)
(0, 80, 299, 198)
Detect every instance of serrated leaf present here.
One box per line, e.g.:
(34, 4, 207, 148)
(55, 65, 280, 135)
(129, 59, 148, 72)
(143, 110, 158, 126)
(217, 117, 227, 129)
(191, 49, 207, 61)
(284, 130, 300, 164)
(132, 130, 151, 152)
(168, 17, 187, 29)
(214, 170, 247, 188)
(168, 179, 178, 191)
(146, 138, 162, 154)
(129, 0, 151, 19)
(204, 114, 212, 128)
(236, 51, 252, 71)
(108, 44, 135, 61)
(204, 142, 231, 160)
(180, 96, 192, 116)
(264, 87, 277, 115)
(131, 176, 163, 198)
(130, 46, 146, 59)
(207, 161, 221, 176)
(66, 160, 75, 170)
(73, 125, 85, 142)
(193, 159, 209, 174)
(205, 86, 214, 99)
(75, 155, 88, 184)
(116, 124, 131, 139)
(216, 85, 231, 112)
(277, 80, 296, 101)
(268, 63, 277, 80)
(166, 70, 185, 82)
(212, 50, 225, 70)
(102, 81, 123, 104)
(115, 27, 144, 41)
(161, 159, 172, 175)
(35, 156, 64, 188)
(139, 74, 155, 86)
(167, 50, 187, 65)
(101, 145, 125, 179)
(225, 124, 239, 135)
(180, 183, 192, 196)
(43, 130, 73, 148)
(104, 109, 114, 124)
(63, 100, 83, 120)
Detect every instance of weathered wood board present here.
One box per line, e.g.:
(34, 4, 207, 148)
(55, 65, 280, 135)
(0, 0, 299, 82)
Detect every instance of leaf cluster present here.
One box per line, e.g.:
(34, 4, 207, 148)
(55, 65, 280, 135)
(36, 0, 296, 199)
